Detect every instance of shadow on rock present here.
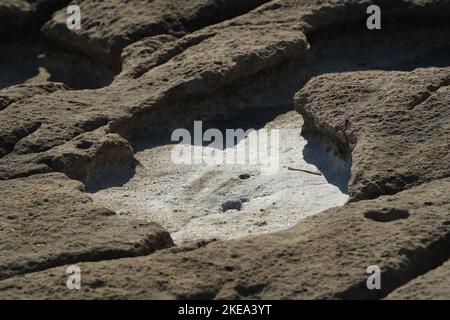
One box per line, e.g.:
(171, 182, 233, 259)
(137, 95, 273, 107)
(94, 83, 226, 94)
(85, 165, 137, 193)
(0, 36, 115, 90)
(302, 133, 351, 194)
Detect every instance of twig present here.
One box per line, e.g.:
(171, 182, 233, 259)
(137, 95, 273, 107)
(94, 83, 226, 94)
(287, 167, 323, 176)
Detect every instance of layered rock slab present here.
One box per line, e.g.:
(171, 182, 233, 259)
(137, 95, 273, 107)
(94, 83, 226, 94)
(42, 0, 270, 69)
(294, 67, 450, 201)
(0, 82, 67, 112)
(0, 20, 308, 181)
(0, 173, 173, 280)
(0, 177, 449, 299)
(2, 0, 448, 184)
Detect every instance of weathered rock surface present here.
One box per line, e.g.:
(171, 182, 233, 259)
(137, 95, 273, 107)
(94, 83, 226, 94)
(294, 68, 450, 201)
(0, 16, 308, 181)
(0, 0, 449, 300)
(387, 260, 450, 299)
(1, 177, 449, 299)
(0, 82, 67, 111)
(3, 0, 448, 185)
(0, 172, 173, 281)
(42, 0, 270, 69)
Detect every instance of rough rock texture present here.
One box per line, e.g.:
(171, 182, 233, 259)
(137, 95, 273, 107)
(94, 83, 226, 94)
(294, 68, 450, 201)
(0, 82, 67, 111)
(42, 0, 270, 69)
(0, 18, 308, 181)
(1, 177, 449, 299)
(387, 260, 450, 299)
(0, 172, 173, 280)
(3, 0, 448, 184)
(0, 0, 450, 299)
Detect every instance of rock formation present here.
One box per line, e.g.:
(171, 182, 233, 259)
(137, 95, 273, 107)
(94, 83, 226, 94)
(0, 0, 449, 299)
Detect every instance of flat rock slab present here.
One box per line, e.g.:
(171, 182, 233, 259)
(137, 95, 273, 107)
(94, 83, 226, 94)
(0, 173, 173, 280)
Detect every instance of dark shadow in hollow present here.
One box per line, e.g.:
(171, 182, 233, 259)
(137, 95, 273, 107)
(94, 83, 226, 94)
(133, 104, 293, 152)
(394, 44, 450, 71)
(0, 36, 115, 90)
(302, 133, 351, 194)
(0, 39, 40, 88)
(85, 165, 137, 193)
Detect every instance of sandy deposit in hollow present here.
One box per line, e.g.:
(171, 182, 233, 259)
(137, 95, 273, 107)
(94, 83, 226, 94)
(91, 111, 349, 243)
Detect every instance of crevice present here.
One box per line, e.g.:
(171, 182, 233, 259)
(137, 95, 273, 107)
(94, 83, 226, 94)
(335, 227, 450, 300)
(168, 239, 218, 254)
(0, 230, 174, 282)
(0, 122, 42, 159)
(127, 32, 217, 80)
(26, 0, 73, 28)
(407, 77, 450, 110)
(364, 208, 410, 222)
(0, 0, 72, 41)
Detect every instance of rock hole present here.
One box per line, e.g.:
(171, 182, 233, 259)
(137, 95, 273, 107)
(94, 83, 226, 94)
(364, 208, 410, 222)
(220, 200, 242, 212)
(76, 140, 93, 150)
(235, 283, 267, 297)
(91, 111, 350, 243)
